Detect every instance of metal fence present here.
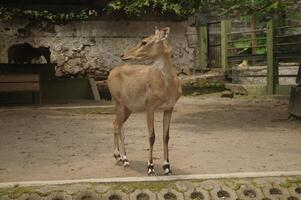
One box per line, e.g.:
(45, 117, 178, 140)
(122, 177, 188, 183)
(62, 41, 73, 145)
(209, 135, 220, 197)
(219, 20, 301, 94)
(207, 21, 221, 68)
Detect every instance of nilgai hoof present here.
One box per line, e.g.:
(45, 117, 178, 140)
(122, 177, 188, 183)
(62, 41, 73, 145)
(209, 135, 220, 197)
(163, 163, 172, 175)
(164, 168, 172, 175)
(123, 159, 130, 168)
(148, 169, 155, 176)
(114, 154, 123, 166)
(147, 162, 155, 176)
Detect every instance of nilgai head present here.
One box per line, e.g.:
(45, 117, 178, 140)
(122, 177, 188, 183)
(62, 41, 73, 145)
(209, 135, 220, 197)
(121, 27, 171, 61)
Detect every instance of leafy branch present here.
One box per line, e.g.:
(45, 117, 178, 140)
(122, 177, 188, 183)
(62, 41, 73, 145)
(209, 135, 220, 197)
(0, 0, 300, 22)
(0, 7, 89, 22)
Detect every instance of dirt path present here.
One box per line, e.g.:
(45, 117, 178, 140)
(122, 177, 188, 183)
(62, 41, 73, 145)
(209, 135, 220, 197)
(0, 95, 300, 182)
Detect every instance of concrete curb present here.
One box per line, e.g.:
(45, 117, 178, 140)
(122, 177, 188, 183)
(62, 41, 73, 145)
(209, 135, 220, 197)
(1, 171, 301, 188)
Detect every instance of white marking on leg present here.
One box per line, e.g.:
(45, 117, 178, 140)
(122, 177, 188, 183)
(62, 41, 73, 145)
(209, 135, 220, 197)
(163, 160, 171, 175)
(122, 155, 129, 167)
(147, 161, 155, 175)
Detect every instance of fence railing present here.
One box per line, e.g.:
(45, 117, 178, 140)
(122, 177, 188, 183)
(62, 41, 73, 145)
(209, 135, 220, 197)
(218, 19, 301, 95)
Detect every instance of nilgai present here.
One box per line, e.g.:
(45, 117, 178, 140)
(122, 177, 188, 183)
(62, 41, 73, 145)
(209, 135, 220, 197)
(108, 27, 182, 175)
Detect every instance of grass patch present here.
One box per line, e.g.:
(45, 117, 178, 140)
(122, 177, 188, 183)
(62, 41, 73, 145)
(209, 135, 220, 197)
(0, 186, 41, 199)
(107, 181, 178, 193)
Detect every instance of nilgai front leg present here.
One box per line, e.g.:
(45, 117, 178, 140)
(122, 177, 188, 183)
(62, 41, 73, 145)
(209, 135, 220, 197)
(163, 109, 173, 175)
(146, 107, 156, 175)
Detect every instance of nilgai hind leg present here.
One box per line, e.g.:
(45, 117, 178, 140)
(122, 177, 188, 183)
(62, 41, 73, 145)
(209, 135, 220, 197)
(113, 104, 131, 167)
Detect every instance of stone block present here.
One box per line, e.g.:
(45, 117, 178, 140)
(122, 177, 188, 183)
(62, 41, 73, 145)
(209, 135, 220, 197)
(16, 193, 41, 200)
(236, 184, 264, 200)
(157, 188, 184, 200)
(0, 195, 10, 200)
(184, 186, 210, 200)
(45, 192, 72, 200)
(94, 185, 109, 194)
(73, 190, 100, 200)
(102, 190, 129, 200)
(262, 184, 290, 200)
(63, 184, 93, 195)
(211, 185, 238, 200)
(129, 189, 156, 200)
(198, 180, 219, 191)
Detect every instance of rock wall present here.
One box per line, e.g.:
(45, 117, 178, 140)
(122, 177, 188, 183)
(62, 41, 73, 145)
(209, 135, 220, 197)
(0, 19, 197, 80)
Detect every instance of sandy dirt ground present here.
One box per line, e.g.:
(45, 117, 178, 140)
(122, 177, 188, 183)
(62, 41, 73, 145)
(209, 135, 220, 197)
(0, 94, 300, 182)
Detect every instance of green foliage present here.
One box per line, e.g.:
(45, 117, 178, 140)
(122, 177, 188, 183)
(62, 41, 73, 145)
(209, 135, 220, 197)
(234, 36, 267, 55)
(234, 38, 251, 54)
(106, 0, 300, 21)
(219, 0, 300, 26)
(106, 0, 222, 17)
(0, 7, 89, 22)
(0, 0, 299, 22)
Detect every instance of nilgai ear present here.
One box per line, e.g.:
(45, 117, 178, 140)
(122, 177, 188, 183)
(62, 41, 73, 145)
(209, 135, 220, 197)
(159, 27, 170, 41)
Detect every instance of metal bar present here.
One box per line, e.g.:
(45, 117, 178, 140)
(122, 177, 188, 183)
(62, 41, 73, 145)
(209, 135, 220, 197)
(228, 59, 266, 62)
(275, 34, 301, 38)
(228, 54, 266, 62)
(229, 74, 297, 78)
(228, 54, 266, 58)
(278, 74, 298, 77)
(278, 64, 300, 67)
(229, 74, 267, 78)
(275, 52, 301, 54)
(228, 29, 266, 36)
(275, 42, 301, 46)
(275, 53, 301, 59)
(275, 25, 301, 30)
(228, 37, 266, 43)
(207, 23, 211, 68)
(228, 44, 267, 50)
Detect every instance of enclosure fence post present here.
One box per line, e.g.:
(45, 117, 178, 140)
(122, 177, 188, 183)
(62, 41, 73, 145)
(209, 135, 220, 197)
(221, 20, 231, 73)
(198, 25, 208, 68)
(267, 20, 278, 95)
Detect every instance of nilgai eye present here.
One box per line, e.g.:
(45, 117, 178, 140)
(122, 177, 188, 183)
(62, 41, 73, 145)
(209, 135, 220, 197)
(141, 41, 147, 45)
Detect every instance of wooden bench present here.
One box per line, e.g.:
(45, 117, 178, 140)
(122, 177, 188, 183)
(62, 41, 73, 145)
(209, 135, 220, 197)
(0, 74, 41, 104)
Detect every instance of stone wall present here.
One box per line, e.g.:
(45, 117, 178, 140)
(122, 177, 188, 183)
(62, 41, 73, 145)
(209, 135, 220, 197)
(0, 19, 197, 80)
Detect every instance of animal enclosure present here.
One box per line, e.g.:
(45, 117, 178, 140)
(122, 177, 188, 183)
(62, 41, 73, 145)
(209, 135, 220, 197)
(199, 19, 301, 95)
